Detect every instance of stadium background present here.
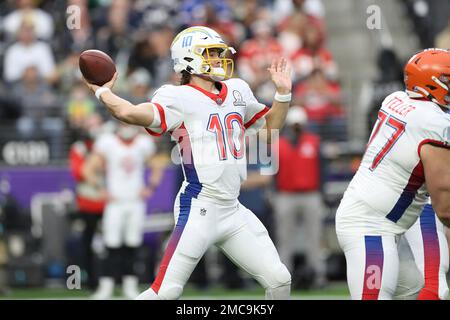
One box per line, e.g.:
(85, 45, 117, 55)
(0, 0, 449, 299)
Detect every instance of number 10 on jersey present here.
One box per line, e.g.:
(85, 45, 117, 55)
(207, 113, 245, 160)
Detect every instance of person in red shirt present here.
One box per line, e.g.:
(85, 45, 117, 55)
(293, 68, 346, 140)
(237, 19, 284, 102)
(290, 23, 337, 82)
(294, 68, 343, 121)
(69, 112, 106, 289)
(274, 106, 327, 289)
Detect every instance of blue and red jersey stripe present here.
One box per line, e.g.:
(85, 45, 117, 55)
(386, 161, 425, 223)
(362, 235, 384, 300)
(151, 123, 202, 294)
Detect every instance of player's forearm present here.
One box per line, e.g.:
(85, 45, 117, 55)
(264, 100, 289, 143)
(267, 100, 289, 129)
(99, 90, 154, 126)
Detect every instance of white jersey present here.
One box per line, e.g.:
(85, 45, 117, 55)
(339, 91, 450, 233)
(94, 133, 156, 201)
(146, 78, 269, 202)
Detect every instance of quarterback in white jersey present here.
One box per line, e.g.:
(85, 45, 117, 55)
(336, 48, 450, 300)
(83, 26, 293, 300)
(83, 123, 163, 299)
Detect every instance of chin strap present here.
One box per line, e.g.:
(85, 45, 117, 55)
(406, 88, 450, 110)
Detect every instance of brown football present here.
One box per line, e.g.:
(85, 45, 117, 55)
(79, 49, 116, 86)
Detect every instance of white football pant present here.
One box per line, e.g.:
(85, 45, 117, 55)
(103, 200, 145, 248)
(136, 193, 291, 300)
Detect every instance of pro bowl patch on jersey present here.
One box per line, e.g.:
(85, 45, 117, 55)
(232, 90, 246, 107)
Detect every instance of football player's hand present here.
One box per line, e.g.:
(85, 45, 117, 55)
(82, 71, 118, 93)
(268, 57, 292, 95)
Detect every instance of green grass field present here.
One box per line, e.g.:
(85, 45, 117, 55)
(0, 282, 350, 300)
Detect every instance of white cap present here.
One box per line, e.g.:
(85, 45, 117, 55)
(129, 68, 152, 86)
(286, 106, 308, 126)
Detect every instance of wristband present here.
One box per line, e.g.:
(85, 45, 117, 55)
(95, 87, 111, 100)
(274, 91, 292, 103)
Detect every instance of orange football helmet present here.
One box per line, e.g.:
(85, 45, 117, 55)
(404, 48, 450, 109)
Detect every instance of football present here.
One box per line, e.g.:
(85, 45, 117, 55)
(79, 49, 116, 86)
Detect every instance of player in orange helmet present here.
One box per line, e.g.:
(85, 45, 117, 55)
(335, 48, 450, 300)
(404, 48, 450, 108)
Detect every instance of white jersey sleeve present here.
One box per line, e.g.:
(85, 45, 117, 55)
(234, 79, 270, 135)
(146, 85, 184, 136)
(416, 112, 450, 156)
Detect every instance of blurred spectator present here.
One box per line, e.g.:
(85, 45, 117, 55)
(124, 68, 153, 104)
(3, 21, 55, 83)
(127, 34, 154, 78)
(190, 2, 240, 48)
(135, 0, 180, 30)
(48, 50, 83, 95)
(2, 0, 54, 41)
(147, 27, 176, 87)
(276, 0, 325, 41)
(127, 27, 174, 88)
(12, 65, 58, 123)
(274, 0, 325, 55)
(12, 65, 64, 158)
(375, 48, 404, 84)
(293, 68, 345, 139)
(403, 0, 450, 48)
(69, 112, 106, 290)
(274, 0, 325, 23)
(435, 17, 450, 49)
(276, 13, 306, 58)
(228, 0, 263, 41)
(95, 0, 134, 60)
(366, 48, 404, 139)
(273, 106, 326, 289)
(180, 0, 232, 28)
(62, 0, 95, 55)
(290, 23, 337, 82)
(66, 81, 98, 132)
(237, 19, 283, 104)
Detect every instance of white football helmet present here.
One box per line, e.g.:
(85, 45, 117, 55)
(170, 26, 236, 81)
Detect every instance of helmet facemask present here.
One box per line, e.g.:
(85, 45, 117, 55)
(193, 44, 235, 81)
(435, 74, 450, 109)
